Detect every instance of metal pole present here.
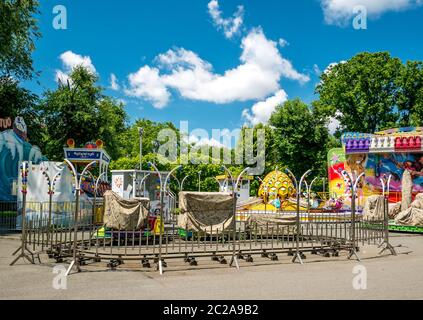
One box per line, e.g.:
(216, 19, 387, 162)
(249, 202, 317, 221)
(148, 162, 164, 274)
(93, 172, 106, 224)
(345, 171, 364, 261)
(10, 162, 34, 265)
(229, 167, 250, 270)
(65, 159, 97, 276)
(308, 177, 318, 213)
(180, 175, 189, 192)
(297, 170, 311, 264)
(379, 175, 396, 255)
(139, 127, 143, 197)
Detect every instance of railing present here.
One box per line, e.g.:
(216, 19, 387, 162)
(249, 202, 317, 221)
(19, 207, 389, 273)
(0, 201, 97, 232)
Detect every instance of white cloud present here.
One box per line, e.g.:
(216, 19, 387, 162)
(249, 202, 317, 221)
(321, 0, 423, 25)
(187, 134, 226, 148)
(125, 66, 170, 109)
(242, 89, 288, 125)
(207, 0, 244, 39)
(55, 51, 96, 83)
(126, 28, 309, 108)
(278, 38, 289, 48)
(110, 73, 120, 91)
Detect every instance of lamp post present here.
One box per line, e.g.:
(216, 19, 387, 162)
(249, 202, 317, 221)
(153, 140, 159, 165)
(138, 127, 143, 197)
(64, 159, 97, 276)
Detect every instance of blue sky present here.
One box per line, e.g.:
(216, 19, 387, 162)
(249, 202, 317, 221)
(25, 0, 423, 145)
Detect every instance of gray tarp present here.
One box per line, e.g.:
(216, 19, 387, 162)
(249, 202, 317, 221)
(103, 191, 150, 230)
(395, 193, 423, 226)
(178, 192, 236, 233)
(363, 195, 385, 221)
(245, 214, 297, 234)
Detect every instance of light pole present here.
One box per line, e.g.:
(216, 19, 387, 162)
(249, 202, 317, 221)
(138, 127, 143, 197)
(64, 159, 97, 276)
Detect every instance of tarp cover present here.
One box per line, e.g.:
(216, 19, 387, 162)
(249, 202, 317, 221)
(363, 195, 385, 221)
(245, 214, 297, 233)
(394, 193, 423, 226)
(178, 192, 236, 233)
(103, 191, 150, 230)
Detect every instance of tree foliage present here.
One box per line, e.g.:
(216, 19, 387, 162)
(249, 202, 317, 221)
(396, 61, 423, 127)
(40, 66, 126, 160)
(315, 52, 404, 134)
(269, 99, 332, 179)
(0, 0, 40, 80)
(0, 76, 43, 146)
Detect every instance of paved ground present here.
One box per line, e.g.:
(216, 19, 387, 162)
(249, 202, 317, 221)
(0, 233, 422, 300)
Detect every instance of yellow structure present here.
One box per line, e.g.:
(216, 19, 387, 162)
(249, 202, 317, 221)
(258, 170, 296, 202)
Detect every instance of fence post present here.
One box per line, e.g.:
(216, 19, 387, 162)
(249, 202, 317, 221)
(346, 172, 364, 261)
(65, 159, 96, 276)
(10, 161, 35, 265)
(379, 175, 396, 256)
(286, 169, 311, 264)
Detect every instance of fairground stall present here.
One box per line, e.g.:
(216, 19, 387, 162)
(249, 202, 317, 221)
(328, 127, 423, 232)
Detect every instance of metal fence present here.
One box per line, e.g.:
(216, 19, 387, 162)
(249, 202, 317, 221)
(0, 201, 96, 232)
(17, 205, 392, 273)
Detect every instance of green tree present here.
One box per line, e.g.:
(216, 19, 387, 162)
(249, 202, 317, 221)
(0, 76, 43, 146)
(116, 119, 180, 160)
(40, 66, 126, 160)
(396, 61, 423, 126)
(0, 0, 40, 80)
(269, 99, 331, 179)
(315, 52, 402, 134)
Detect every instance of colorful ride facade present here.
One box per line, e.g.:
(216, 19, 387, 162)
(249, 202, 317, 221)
(328, 127, 423, 210)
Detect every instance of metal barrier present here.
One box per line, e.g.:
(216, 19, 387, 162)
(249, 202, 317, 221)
(0, 201, 95, 232)
(19, 206, 390, 273)
(7, 165, 395, 275)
